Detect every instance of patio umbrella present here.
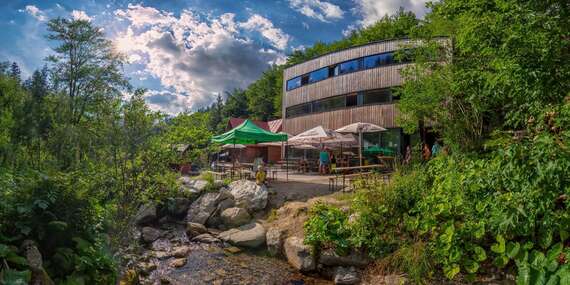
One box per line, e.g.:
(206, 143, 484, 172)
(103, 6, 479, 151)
(293, 144, 318, 159)
(336, 122, 387, 167)
(221, 144, 246, 149)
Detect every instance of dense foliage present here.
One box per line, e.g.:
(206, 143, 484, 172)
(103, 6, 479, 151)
(0, 19, 180, 283)
(305, 0, 569, 283)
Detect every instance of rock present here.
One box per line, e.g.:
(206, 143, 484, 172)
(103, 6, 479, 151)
(192, 233, 221, 243)
(138, 262, 157, 276)
(178, 177, 208, 194)
(207, 228, 222, 236)
(171, 198, 191, 217)
(319, 248, 369, 268)
(135, 203, 157, 226)
(170, 258, 187, 268)
(383, 274, 407, 285)
(224, 246, 242, 254)
(228, 180, 268, 212)
(283, 237, 316, 272)
(186, 191, 232, 224)
(218, 222, 266, 248)
(186, 222, 208, 237)
(141, 227, 162, 243)
(266, 227, 285, 256)
(333, 266, 360, 285)
(220, 207, 251, 227)
(172, 246, 190, 258)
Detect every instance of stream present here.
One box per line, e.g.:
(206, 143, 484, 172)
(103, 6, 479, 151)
(130, 223, 332, 285)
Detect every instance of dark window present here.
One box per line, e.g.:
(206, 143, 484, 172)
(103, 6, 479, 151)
(338, 59, 360, 75)
(328, 66, 336, 77)
(379, 52, 394, 65)
(363, 89, 391, 105)
(286, 103, 311, 118)
(346, 94, 358, 107)
(363, 54, 382, 69)
(286, 77, 301, 91)
(313, 96, 345, 113)
(308, 67, 329, 83)
(301, 74, 309, 85)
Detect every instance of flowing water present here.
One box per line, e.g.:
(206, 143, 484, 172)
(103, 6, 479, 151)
(133, 223, 332, 285)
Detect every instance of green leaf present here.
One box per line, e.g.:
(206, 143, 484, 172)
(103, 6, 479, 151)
(473, 246, 487, 262)
(444, 263, 460, 280)
(0, 244, 10, 257)
(464, 259, 480, 274)
(1, 269, 31, 285)
(493, 255, 509, 268)
(529, 268, 546, 285)
(506, 242, 521, 259)
(529, 250, 546, 269)
(491, 234, 505, 254)
(516, 258, 530, 285)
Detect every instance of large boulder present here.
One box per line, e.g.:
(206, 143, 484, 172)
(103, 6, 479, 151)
(141, 227, 162, 243)
(220, 207, 251, 227)
(186, 191, 232, 224)
(178, 177, 208, 195)
(135, 203, 157, 226)
(186, 222, 208, 238)
(266, 227, 285, 256)
(319, 248, 369, 268)
(205, 194, 235, 228)
(228, 180, 268, 212)
(333, 266, 360, 285)
(284, 237, 316, 272)
(218, 222, 266, 248)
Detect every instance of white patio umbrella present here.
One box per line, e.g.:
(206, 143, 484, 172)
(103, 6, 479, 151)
(336, 122, 387, 167)
(292, 144, 318, 159)
(289, 126, 336, 143)
(221, 144, 246, 149)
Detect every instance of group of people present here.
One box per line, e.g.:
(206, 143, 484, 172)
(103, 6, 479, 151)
(403, 141, 445, 165)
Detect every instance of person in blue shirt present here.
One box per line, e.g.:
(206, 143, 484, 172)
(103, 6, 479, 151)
(432, 141, 442, 157)
(319, 149, 330, 175)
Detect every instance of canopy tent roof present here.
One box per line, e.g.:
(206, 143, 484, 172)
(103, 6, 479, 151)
(212, 119, 287, 145)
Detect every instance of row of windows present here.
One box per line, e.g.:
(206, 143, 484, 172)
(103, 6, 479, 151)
(285, 88, 398, 118)
(286, 49, 414, 91)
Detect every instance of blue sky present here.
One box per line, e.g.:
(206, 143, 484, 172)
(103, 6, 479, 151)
(0, 0, 431, 114)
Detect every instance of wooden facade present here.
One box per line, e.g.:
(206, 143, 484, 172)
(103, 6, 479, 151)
(285, 104, 398, 135)
(282, 38, 449, 135)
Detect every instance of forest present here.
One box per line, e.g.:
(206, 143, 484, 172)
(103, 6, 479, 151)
(0, 0, 568, 284)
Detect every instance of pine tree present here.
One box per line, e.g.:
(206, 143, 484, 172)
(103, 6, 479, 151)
(10, 62, 21, 83)
(208, 94, 224, 133)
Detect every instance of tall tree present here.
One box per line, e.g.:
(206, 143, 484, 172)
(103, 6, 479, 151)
(223, 88, 248, 118)
(10, 62, 21, 83)
(208, 94, 224, 132)
(46, 18, 129, 125)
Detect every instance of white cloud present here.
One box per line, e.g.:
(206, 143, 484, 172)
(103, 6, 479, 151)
(354, 0, 432, 26)
(113, 5, 288, 113)
(20, 5, 47, 21)
(144, 90, 192, 114)
(239, 14, 290, 50)
(71, 10, 92, 22)
(288, 0, 344, 22)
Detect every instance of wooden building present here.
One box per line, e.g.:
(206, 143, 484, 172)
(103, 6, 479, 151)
(282, 38, 447, 154)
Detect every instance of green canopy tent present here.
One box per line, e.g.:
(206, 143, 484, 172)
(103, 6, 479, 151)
(211, 119, 288, 180)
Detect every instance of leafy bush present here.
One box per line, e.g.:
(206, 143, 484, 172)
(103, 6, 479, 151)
(305, 118, 569, 282)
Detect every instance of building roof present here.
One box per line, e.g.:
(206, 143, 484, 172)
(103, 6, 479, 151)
(228, 118, 270, 131)
(268, 119, 282, 133)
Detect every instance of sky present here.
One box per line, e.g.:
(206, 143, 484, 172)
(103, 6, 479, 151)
(0, 0, 432, 115)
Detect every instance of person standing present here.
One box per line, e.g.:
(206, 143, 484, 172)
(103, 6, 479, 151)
(422, 143, 432, 161)
(319, 148, 330, 175)
(432, 141, 442, 157)
(403, 145, 412, 165)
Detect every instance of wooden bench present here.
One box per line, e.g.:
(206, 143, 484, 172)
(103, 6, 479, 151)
(206, 170, 228, 180)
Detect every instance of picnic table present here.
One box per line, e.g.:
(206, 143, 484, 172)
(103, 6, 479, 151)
(329, 164, 385, 191)
(377, 156, 395, 170)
